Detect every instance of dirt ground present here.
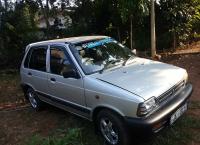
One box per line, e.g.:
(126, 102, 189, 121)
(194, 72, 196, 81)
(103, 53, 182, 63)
(163, 53, 200, 102)
(0, 49, 200, 145)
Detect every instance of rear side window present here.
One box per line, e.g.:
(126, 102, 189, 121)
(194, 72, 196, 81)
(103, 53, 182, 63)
(28, 47, 47, 71)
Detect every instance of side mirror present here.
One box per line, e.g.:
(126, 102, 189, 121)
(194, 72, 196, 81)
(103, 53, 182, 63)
(132, 49, 137, 55)
(62, 67, 80, 79)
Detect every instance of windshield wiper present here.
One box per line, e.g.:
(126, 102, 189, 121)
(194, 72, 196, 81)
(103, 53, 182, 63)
(122, 55, 135, 66)
(99, 59, 121, 74)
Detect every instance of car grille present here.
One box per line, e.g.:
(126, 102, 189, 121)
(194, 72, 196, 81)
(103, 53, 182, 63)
(157, 80, 185, 103)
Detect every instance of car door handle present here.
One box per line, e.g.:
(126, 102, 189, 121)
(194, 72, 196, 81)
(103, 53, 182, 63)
(50, 78, 56, 82)
(28, 72, 32, 76)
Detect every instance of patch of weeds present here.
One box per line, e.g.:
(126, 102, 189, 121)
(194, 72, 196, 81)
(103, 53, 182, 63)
(0, 69, 23, 103)
(153, 127, 192, 145)
(150, 127, 192, 145)
(55, 115, 103, 145)
(150, 115, 200, 145)
(26, 128, 85, 145)
(81, 123, 103, 145)
(0, 69, 19, 81)
(192, 130, 200, 143)
(177, 115, 200, 129)
(189, 101, 200, 109)
(25, 114, 200, 145)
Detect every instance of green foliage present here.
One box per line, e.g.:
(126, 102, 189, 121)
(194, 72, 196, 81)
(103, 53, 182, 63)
(159, 0, 200, 44)
(0, 0, 199, 68)
(0, 1, 41, 68)
(118, 0, 149, 23)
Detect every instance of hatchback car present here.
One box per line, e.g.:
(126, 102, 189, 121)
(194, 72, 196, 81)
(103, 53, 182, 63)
(20, 36, 193, 145)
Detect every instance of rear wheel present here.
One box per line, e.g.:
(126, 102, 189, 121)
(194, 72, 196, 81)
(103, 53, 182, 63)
(26, 88, 43, 111)
(96, 110, 129, 145)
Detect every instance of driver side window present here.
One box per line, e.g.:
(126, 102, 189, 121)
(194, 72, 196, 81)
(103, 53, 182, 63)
(50, 47, 72, 75)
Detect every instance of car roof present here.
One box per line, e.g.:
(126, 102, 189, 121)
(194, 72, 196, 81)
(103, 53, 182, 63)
(29, 35, 108, 47)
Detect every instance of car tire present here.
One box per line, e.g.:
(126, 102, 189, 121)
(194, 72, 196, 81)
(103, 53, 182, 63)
(26, 88, 43, 111)
(96, 109, 129, 145)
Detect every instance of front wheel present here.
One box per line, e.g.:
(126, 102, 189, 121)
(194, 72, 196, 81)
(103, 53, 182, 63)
(26, 88, 43, 111)
(96, 110, 129, 145)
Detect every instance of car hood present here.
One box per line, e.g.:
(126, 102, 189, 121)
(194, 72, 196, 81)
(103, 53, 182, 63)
(92, 58, 186, 100)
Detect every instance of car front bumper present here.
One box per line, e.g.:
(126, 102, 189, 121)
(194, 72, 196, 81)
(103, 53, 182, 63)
(125, 83, 193, 133)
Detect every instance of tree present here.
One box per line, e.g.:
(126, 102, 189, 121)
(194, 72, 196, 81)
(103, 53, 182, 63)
(159, 0, 200, 49)
(118, 0, 149, 49)
(0, 0, 39, 67)
(151, 0, 156, 57)
(4, 0, 8, 11)
(0, 0, 200, 68)
(69, 0, 96, 35)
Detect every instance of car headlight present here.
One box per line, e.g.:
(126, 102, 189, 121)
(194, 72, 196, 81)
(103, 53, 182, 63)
(183, 72, 188, 83)
(137, 97, 157, 117)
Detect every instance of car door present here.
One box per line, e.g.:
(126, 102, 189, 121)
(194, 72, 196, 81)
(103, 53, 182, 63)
(24, 45, 48, 93)
(47, 45, 85, 107)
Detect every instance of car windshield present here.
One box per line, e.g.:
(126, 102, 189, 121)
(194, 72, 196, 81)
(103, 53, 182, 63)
(70, 38, 135, 75)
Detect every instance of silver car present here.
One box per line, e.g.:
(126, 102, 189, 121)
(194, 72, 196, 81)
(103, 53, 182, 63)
(20, 36, 193, 145)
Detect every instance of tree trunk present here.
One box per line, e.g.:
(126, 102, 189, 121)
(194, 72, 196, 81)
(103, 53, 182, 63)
(117, 27, 121, 42)
(0, 0, 2, 7)
(46, 0, 49, 20)
(151, 0, 156, 57)
(173, 29, 176, 50)
(0, 13, 1, 31)
(38, 0, 50, 38)
(130, 15, 133, 49)
(4, 0, 8, 11)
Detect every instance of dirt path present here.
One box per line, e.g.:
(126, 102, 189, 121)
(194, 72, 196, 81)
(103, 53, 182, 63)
(173, 41, 200, 55)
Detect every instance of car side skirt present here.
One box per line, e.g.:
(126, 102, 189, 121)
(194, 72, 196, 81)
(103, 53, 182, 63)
(36, 91, 92, 120)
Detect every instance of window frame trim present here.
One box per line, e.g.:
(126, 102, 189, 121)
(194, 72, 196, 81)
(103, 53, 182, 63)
(47, 44, 82, 78)
(23, 45, 48, 72)
(23, 46, 32, 68)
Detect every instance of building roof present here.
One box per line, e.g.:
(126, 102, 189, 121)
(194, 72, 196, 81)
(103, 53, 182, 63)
(30, 36, 108, 46)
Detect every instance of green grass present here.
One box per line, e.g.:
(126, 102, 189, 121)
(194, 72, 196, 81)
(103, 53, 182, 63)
(0, 70, 20, 92)
(0, 70, 199, 145)
(25, 114, 200, 145)
(150, 114, 200, 145)
(189, 101, 200, 109)
(0, 69, 24, 103)
(26, 128, 85, 145)
(0, 69, 19, 81)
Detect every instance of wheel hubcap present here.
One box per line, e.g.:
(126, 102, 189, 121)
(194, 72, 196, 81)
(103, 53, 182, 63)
(100, 118, 119, 145)
(28, 91, 38, 108)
